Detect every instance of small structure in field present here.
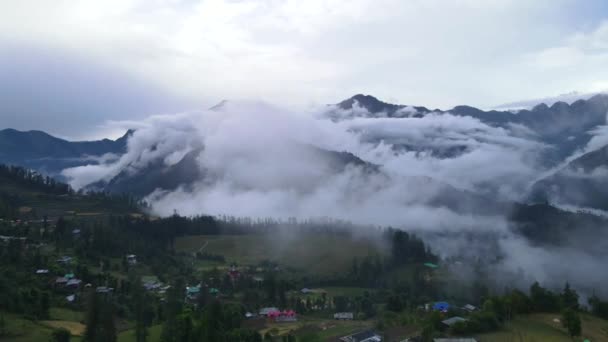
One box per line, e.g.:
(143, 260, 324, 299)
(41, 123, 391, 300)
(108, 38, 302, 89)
(339, 330, 382, 342)
(334, 312, 354, 320)
(96, 286, 114, 294)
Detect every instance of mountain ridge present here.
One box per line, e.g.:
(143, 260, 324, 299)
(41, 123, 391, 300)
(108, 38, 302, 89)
(0, 128, 132, 174)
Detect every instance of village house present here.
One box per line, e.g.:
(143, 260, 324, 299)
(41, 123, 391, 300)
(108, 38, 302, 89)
(56, 256, 72, 264)
(462, 304, 477, 312)
(66, 294, 76, 303)
(0, 235, 26, 243)
(66, 278, 82, 289)
(228, 263, 240, 280)
(142, 276, 165, 293)
(340, 330, 382, 342)
(432, 301, 450, 312)
(259, 307, 280, 316)
(272, 310, 297, 323)
(185, 284, 202, 302)
(55, 277, 68, 286)
(126, 254, 137, 266)
(143, 281, 162, 292)
(441, 317, 467, 329)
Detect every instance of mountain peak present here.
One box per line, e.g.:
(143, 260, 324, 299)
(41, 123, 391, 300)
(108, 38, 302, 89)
(337, 94, 394, 113)
(550, 101, 570, 111)
(532, 103, 550, 111)
(587, 93, 608, 106)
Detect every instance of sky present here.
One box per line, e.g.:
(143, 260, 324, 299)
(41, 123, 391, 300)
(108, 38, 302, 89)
(1, 0, 608, 139)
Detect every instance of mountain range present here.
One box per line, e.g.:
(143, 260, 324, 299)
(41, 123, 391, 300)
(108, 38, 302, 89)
(331, 93, 608, 163)
(1, 94, 607, 212)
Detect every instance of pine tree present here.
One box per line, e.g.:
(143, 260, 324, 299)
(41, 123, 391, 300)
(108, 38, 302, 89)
(161, 279, 184, 342)
(0, 314, 6, 337)
(561, 308, 582, 339)
(561, 283, 579, 310)
(83, 292, 100, 342)
(99, 300, 117, 342)
(39, 291, 50, 319)
(83, 292, 116, 342)
(133, 276, 149, 342)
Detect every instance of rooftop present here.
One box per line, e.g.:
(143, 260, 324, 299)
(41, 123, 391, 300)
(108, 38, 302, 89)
(340, 330, 382, 342)
(441, 317, 467, 326)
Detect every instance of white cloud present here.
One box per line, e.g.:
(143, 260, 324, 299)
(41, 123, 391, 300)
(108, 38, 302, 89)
(62, 100, 544, 215)
(58, 98, 608, 296)
(2, 0, 607, 116)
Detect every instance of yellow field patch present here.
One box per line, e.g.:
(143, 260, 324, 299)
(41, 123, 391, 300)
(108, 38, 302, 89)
(40, 320, 86, 336)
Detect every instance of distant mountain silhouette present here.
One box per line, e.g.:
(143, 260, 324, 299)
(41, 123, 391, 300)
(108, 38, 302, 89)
(331, 94, 608, 163)
(2, 93, 608, 210)
(0, 128, 131, 174)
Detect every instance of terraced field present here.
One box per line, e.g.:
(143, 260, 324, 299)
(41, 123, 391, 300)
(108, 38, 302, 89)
(175, 232, 387, 276)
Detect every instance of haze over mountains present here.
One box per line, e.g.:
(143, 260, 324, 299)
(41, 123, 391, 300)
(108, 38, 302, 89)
(2, 93, 608, 293)
(2, 93, 608, 211)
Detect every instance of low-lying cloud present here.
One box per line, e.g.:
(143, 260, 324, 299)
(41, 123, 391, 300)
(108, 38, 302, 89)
(61, 101, 608, 294)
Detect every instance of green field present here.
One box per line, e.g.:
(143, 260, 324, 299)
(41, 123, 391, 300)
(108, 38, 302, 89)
(175, 233, 386, 276)
(257, 316, 373, 340)
(476, 313, 608, 342)
(0, 313, 83, 342)
(118, 324, 163, 342)
(49, 307, 85, 322)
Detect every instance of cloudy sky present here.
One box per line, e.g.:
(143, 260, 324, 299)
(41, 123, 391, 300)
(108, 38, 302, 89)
(1, 0, 608, 139)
